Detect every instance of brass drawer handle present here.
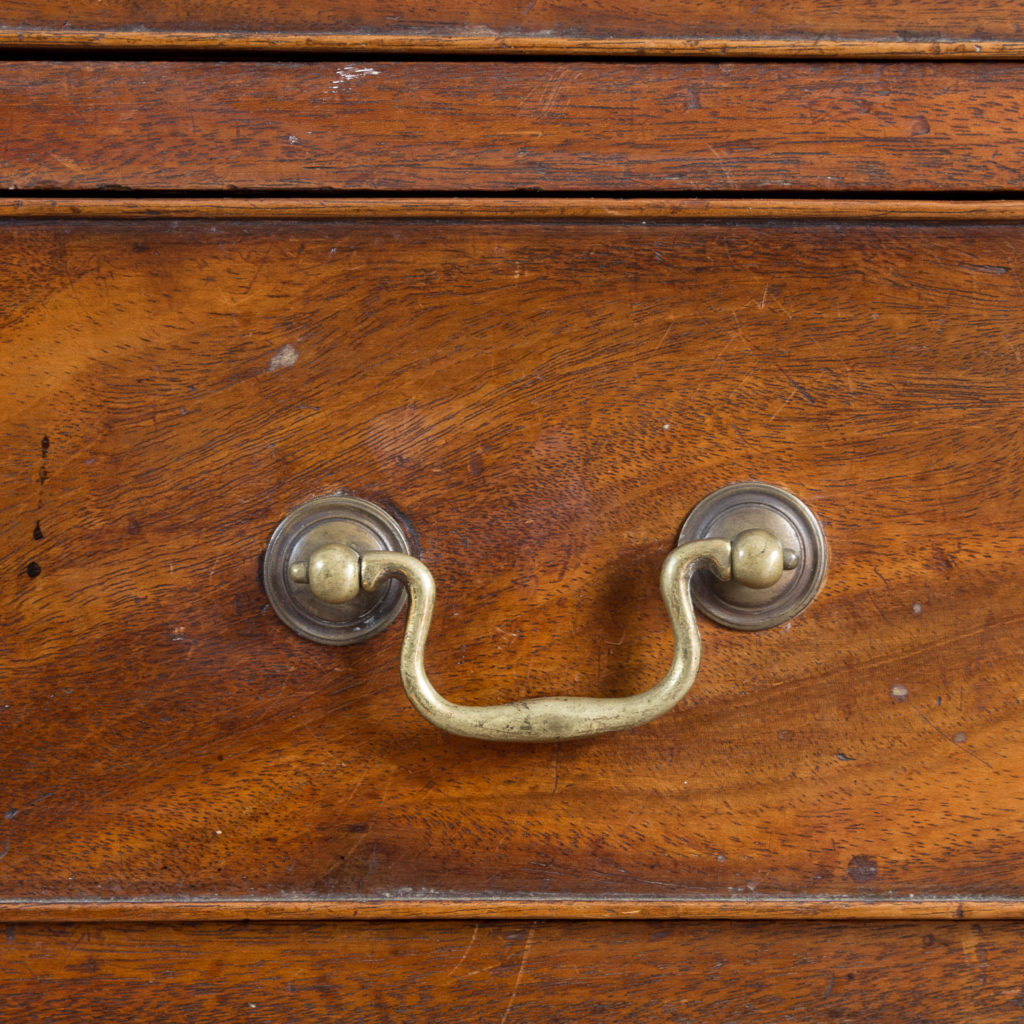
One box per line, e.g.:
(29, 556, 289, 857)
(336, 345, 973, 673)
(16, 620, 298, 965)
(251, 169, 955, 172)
(326, 534, 778, 740)
(264, 485, 825, 742)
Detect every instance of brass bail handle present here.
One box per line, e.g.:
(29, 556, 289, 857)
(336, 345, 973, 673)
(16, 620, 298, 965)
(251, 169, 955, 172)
(287, 531, 797, 742)
(264, 485, 827, 742)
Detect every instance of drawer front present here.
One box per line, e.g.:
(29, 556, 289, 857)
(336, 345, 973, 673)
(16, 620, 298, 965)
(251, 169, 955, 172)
(2, 201, 1023, 916)
(3, 62, 1024, 193)
(2, 920, 1023, 1023)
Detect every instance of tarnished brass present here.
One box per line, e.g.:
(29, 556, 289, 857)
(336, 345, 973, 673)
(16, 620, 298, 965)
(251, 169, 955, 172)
(266, 488, 824, 740)
(360, 526, 802, 740)
(274, 530, 804, 743)
(292, 544, 362, 605)
(729, 528, 795, 590)
(263, 494, 413, 645)
(678, 482, 827, 630)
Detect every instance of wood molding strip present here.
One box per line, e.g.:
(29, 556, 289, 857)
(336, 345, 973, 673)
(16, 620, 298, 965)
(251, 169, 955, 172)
(2, 31, 1024, 58)
(0, 898, 1022, 922)
(6, 198, 1024, 221)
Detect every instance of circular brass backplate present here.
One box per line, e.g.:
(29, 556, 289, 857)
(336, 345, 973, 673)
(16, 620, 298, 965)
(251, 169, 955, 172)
(264, 494, 412, 645)
(678, 482, 827, 631)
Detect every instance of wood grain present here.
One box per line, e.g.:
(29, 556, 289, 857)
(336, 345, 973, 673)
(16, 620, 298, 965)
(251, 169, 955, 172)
(8, 197, 1024, 222)
(5, 0, 1024, 57)
(6, 32, 1024, 58)
(2, 209, 1024, 914)
(4, 61, 1024, 193)
(3, 920, 1024, 1022)
(0, 897, 1021, 922)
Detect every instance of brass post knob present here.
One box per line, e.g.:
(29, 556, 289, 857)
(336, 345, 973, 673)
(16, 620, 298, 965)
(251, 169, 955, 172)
(288, 544, 362, 604)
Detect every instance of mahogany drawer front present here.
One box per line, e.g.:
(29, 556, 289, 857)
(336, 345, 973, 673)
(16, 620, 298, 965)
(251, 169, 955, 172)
(2, 920, 1022, 1023)
(4, 61, 1024, 193)
(2, 200, 1022, 919)
(3, 0, 1024, 57)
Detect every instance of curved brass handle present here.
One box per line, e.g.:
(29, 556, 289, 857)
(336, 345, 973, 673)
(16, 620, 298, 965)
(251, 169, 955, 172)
(292, 530, 794, 742)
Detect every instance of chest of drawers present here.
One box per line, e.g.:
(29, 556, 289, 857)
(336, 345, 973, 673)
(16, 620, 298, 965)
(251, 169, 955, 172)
(3, 5, 1024, 1020)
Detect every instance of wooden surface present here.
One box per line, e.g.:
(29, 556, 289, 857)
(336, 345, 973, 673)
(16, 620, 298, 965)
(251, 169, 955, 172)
(4, 61, 1024, 193)
(2, 207, 1024, 915)
(1, 897, 1021, 923)
(5, 0, 1024, 56)
(3, 919, 1024, 1022)
(11, 197, 1024, 223)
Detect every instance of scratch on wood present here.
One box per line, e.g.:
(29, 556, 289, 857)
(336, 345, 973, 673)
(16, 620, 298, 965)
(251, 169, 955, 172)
(330, 66, 381, 92)
(911, 703, 997, 773)
(776, 366, 816, 405)
(500, 923, 536, 1024)
(538, 68, 579, 115)
(957, 262, 1009, 276)
(705, 143, 736, 188)
(5, 791, 55, 821)
(448, 922, 480, 975)
(766, 387, 797, 424)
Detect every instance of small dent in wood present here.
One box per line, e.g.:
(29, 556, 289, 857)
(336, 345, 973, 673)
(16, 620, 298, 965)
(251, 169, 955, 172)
(24, 561, 41, 579)
(37, 432, 49, 484)
(846, 855, 878, 883)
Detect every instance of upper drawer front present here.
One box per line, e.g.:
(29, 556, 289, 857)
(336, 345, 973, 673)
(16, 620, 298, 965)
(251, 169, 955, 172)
(3, 62, 1024, 193)
(2, 0, 1024, 56)
(2, 201, 1023, 916)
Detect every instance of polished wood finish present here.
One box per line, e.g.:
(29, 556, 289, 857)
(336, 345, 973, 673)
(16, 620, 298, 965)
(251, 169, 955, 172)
(2, 920, 1022, 1022)
(5, 3, 1024, 1016)
(8, 197, 1024, 222)
(3, 207, 1024, 916)
(5, 1, 1024, 57)
(6, 32, 1024, 58)
(5, 61, 1024, 192)
(1, 897, 1021, 923)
